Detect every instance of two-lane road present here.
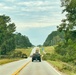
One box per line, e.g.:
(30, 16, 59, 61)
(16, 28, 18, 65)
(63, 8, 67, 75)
(0, 47, 36, 75)
(0, 47, 62, 75)
(19, 61, 61, 75)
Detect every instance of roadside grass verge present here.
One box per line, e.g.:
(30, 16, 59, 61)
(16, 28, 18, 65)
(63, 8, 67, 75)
(43, 46, 55, 53)
(0, 47, 32, 65)
(42, 46, 76, 75)
(0, 58, 21, 65)
(15, 47, 32, 57)
(40, 46, 55, 54)
(47, 60, 76, 75)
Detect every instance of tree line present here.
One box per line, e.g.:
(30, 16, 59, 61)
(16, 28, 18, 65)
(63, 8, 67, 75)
(42, 1, 76, 74)
(43, 31, 65, 46)
(0, 15, 32, 55)
(43, 0, 76, 63)
(56, 0, 76, 62)
(15, 32, 32, 48)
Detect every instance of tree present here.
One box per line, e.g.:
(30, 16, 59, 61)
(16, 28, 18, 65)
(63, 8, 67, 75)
(55, 0, 76, 62)
(15, 33, 32, 48)
(57, 0, 76, 43)
(43, 31, 65, 46)
(0, 15, 16, 55)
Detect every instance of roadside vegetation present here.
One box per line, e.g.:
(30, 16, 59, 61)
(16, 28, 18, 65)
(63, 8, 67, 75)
(41, 46, 76, 75)
(0, 58, 21, 65)
(0, 15, 33, 65)
(15, 48, 32, 57)
(42, 0, 76, 75)
(0, 47, 32, 65)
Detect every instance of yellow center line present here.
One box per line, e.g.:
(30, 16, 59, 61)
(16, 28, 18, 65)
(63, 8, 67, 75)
(12, 61, 31, 75)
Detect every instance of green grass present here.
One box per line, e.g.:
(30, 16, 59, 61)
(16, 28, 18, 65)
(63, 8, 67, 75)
(0, 47, 32, 65)
(42, 46, 76, 75)
(47, 60, 63, 71)
(0, 58, 21, 65)
(40, 46, 55, 54)
(15, 47, 32, 56)
(48, 60, 76, 75)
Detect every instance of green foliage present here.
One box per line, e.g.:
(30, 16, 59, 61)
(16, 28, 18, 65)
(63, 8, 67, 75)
(0, 15, 16, 55)
(42, 53, 51, 60)
(0, 15, 32, 56)
(57, 0, 76, 43)
(56, 0, 76, 63)
(0, 58, 21, 65)
(42, 46, 76, 75)
(43, 31, 65, 46)
(42, 53, 62, 61)
(15, 33, 32, 48)
(55, 42, 76, 62)
(8, 50, 27, 58)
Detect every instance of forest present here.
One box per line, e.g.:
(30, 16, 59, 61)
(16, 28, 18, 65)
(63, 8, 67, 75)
(0, 15, 32, 55)
(43, 0, 76, 72)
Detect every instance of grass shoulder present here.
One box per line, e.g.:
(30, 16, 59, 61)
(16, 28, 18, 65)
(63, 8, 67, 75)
(0, 47, 32, 65)
(47, 60, 76, 75)
(41, 46, 76, 75)
(15, 47, 32, 57)
(0, 58, 21, 65)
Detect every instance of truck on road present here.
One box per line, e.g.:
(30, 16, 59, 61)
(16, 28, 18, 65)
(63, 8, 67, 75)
(32, 47, 41, 62)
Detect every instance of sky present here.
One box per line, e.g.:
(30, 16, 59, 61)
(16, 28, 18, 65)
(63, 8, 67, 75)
(0, 0, 66, 46)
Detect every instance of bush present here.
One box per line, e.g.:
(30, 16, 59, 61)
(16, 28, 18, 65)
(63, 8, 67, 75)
(10, 51, 27, 58)
(62, 63, 73, 71)
(21, 53, 27, 58)
(42, 53, 51, 60)
(55, 43, 76, 62)
(50, 53, 62, 61)
(42, 52, 62, 61)
(0, 55, 9, 58)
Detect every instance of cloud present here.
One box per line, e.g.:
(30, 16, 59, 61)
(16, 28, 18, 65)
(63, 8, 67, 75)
(21, 6, 54, 12)
(17, 1, 60, 12)
(0, 3, 16, 11)
(3, 6, 15, 10)
(17, 1, 59, 7)
(0, 3, 5, 7)
(0, 0, 61, 13)
(5, 0, 16, 2)
(17, 1, 50, 6)
(15, 20, 61, 31)
(0, 0, 65, 29)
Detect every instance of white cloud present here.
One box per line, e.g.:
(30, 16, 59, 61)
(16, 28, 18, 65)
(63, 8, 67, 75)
(5, 0, 16, 2)
(15, 19, 61, 30)
(0, 3, 5, 7)
(16, 1, 60, 12)
(17, 1, 60, 7)
(3, 6, 15, 10)
(21, 6, 54, 12)
(17, 1, 49, 6)
(0, 3, 16, 10)
(0, 0, 65, 30)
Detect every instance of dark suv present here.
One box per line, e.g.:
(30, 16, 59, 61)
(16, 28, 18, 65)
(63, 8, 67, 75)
(32, 53, 41, 62)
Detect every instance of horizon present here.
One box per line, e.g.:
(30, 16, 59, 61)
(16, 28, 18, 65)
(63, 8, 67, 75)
(0, 0, 65, 45)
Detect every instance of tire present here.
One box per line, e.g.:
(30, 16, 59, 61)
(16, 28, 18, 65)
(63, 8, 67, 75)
(39, 59, 41, 62)
(32, 59, 33, 62)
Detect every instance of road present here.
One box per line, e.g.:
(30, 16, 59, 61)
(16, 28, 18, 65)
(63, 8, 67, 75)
(0, 58, 31, 75)
(0, 47, 38, 75)
(0, 47, 62, 75)
(19, 47, 61, 75)
(19, 61, 61, 75)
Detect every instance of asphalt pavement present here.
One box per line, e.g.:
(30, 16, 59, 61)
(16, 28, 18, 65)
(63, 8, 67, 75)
(0, 47, 62, 75)
(19, 61, 61, 75)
